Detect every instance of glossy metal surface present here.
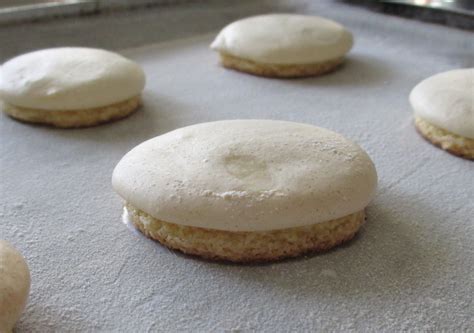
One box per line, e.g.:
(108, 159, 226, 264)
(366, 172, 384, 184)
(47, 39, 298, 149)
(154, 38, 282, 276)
(381, 0, 473, 16)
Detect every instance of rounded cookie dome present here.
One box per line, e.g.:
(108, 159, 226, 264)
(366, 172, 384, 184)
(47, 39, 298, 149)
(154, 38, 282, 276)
(410, 68, 474, 139)
(112, 120, 377, 232)
(0, 47, 145, 110)
(0, 240, 30, 333)
(210, 14, 353, 65)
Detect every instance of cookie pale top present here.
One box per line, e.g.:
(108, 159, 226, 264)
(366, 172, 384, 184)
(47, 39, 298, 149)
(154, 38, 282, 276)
(410, 68, 474, 139)
(112, 120, 377, 232)
(0, 241, 30, 333)
(210, 14, 353, 65)
(0, 47, 145, 110)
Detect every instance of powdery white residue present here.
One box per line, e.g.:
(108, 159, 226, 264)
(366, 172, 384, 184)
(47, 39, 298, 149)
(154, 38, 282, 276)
(319, 269, 338, 278)
(307, 140, 355, 161)
(200, 189, 285, 201)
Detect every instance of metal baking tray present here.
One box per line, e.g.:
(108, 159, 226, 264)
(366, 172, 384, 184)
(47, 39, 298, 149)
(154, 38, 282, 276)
(1, 0, 472, 331)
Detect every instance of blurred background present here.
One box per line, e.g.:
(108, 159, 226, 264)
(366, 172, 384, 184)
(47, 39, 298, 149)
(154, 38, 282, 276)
(0, 0, 472, 29)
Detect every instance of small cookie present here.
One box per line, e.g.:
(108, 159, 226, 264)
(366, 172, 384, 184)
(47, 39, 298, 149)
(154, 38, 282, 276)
(112, 120, 377, 262)
(210, 14, 353, 78)
(0, 241, 30, 333)
(0, 47, 145, 128)
(410, 68, 474, 159)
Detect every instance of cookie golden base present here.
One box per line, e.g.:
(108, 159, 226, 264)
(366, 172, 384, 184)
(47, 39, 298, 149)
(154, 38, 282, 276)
(126, 204, 365, 263)
(2, 95, 141, 128)
(219, 52, 344, 78)
(414, 116, 474, 160)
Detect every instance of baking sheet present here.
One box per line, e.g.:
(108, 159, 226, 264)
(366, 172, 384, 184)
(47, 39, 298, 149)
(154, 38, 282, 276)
(1, 1, 473, 331)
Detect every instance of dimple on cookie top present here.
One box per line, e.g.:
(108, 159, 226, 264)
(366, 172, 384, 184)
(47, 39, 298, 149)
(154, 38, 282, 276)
(0, 47, 145, 110)
(112, 120, 377, 232)
(410, 68, 474, 139)
(210, 14, 353, 65)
